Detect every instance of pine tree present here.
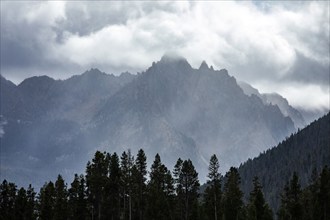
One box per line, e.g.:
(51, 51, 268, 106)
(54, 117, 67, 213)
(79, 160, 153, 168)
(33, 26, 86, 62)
(204, 154, 222, 220)
(278, 172, 302, 220)
(14, 187, 28, 220)
(68, 174, 87, 220)
(181, 159, 200, 220)
(246, 177, 273, 220)
(300, 168, 320, 220)
(26, 184, 37, 220)
(38, 181, 55, 220)
(222, 167, 244, 220)
(318, 166, 330, 220)
(120, 150, 134, 220)
(86, 151, 109, 220)
(0, 180, 16, 220)
(277, 183, 290, 220)
(146, 154, 174, 220)
(173, 158, 184, 220)
(107, 152, 121, 219)
(53, 175, 68, 220)
(133, 149, 147, 220)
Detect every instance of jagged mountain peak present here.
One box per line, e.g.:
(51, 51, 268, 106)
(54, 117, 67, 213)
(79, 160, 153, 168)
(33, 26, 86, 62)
(199, 60, 209, 70)
(85, 67, 103, 74)
(80, 68, 108, 78)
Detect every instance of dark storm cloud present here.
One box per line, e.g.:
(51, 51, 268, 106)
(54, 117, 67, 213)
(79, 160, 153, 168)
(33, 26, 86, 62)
(0, 2, 72, 80)
(0, 1, 329, 109)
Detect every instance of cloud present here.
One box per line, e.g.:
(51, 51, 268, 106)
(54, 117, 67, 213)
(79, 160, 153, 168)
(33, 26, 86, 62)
(0, 1, 69, 80)
(0, 1, 329, 110)
(254, 81, 330, 111)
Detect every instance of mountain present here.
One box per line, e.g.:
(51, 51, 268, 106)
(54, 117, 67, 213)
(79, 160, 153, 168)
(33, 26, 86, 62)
(238, 112, 330, 212)
(1, 55, 295, 187)
(91, 55, 295, 172)
(0, 70, 136, 188)
(238, 81, 306, 129)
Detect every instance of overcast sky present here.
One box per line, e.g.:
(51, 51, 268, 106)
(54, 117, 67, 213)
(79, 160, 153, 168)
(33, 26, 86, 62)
(1, 1, 329, 111)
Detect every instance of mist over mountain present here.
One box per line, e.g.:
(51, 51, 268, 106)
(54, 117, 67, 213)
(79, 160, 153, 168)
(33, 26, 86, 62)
(238, 81, 306, 129)
(1, 55, 297, 187)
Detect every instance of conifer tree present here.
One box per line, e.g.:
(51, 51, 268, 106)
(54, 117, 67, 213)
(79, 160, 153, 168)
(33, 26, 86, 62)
(14, 187, 28, 220)
(181, 159, 200, 220)
(146, 154, 174, 220)
(26, 184, 37, 220)
(86, 151, 109, 220)
(164, 167, 176, 206)
(300, 168, 320, 220)
(173, 158, 184, 220)
(134, 149, 147, 220)
(222, 167, 244, 220)
(204, 154, 222, 220)
(68, 174, 87, 220)
(107, 152, 121, 219)
(120, 150, 134, 220)
(318, 166, 330, 220)
(0, 180, 17, 220)
(246, 177, 273, 220)
(38, 181, 55, 220)
(53, 175, 68, 220)
(278, 172, 302, 220)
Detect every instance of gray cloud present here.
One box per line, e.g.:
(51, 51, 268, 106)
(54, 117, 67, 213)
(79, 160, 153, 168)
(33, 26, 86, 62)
(0, 2, 72, 80)
(287, 52, 329, 86)
(0, 1, 329, 110)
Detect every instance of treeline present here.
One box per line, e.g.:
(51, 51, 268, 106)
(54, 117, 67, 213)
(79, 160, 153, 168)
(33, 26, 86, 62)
(1, 149, 329, 220)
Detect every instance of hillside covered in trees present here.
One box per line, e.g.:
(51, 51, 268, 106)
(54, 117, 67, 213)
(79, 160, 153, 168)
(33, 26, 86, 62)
(1, 112, 329, 220)
(239, 112, 330, 211)
(1, 148, 329, 220)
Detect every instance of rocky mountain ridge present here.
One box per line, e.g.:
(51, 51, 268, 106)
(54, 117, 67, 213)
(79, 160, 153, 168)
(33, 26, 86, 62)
(1, 55, 297, 186)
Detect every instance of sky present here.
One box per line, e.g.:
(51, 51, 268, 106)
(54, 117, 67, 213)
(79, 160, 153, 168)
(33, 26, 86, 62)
(1, 1, 329, 111)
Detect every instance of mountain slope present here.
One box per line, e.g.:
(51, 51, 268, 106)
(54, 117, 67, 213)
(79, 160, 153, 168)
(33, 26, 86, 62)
(1, 56, 295, 186)
(238, 112, 330, 212)
(238, 81, 306, 129)
(91, 55, 295, 176)
(0, 71, 136, 188)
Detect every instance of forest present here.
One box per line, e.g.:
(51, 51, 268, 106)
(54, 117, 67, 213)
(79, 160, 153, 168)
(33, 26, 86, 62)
(1, 149, 329, 220)
(239, 112, 330, 212)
